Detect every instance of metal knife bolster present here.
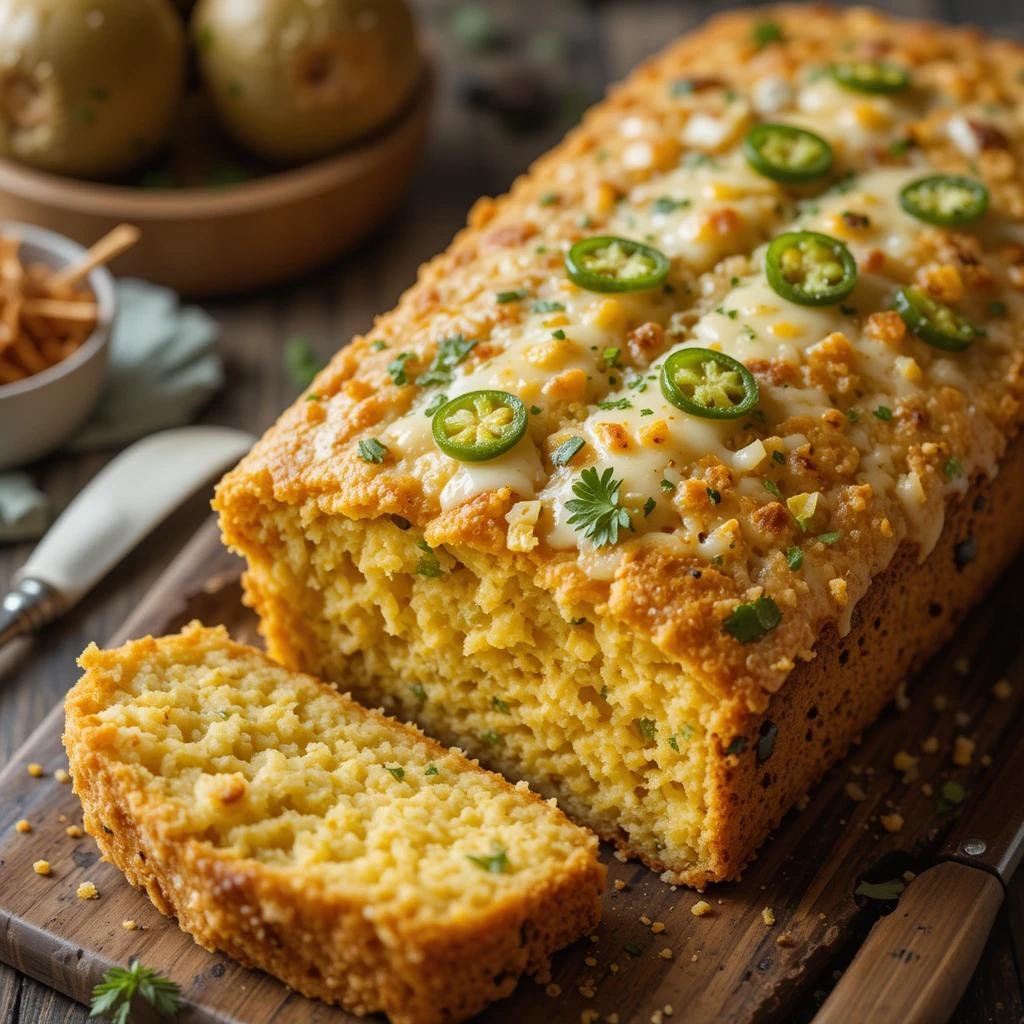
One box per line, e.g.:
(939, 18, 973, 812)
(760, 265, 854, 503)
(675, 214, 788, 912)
(937, 735, 1024, 886)
(0, 578, 64, 646)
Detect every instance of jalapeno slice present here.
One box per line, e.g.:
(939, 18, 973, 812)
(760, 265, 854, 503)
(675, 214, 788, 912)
(766, 231, 857, 307)
(743, 123, 834, 183)
(899, 174, 988, 227)
(894, 286, 975, 352)
(432, 389, 528, 461)
(660, 348, 759, 420)
(831, 60, 910, 94)
(565, 236, 670, 293)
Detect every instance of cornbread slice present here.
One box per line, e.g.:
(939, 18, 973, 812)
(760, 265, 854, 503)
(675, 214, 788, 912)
(216, 7, 1024, 886)
(64, 624, 604, 1024)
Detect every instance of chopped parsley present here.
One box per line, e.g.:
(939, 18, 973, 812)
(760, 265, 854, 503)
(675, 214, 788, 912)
(652, 196, 691, 214)
(531, 299, 565, 314)
(752, 19, 783, 48)
(284, 335, 324, 390)
(846, 408, 860, 424)
(538, 191, 559, 206)
(415, 540, 443, 578)
(385, 765, 405, 780)
(305, 392, 321, 402)
(552, 328, 567, 340)
(387, 351, 415, 385)
(425, 764, 439, 776)
(635, 717, 657, 742)
(552, 435, 586, 467)
(723, 596, 781, 644)
(357, 438, 388, 464)
(416, 334, 477, 388)
(661, 479, 676, 493)
(467, 846, 510, 873)
(481, 729, 503, 746)
(565, 467, 633, 547)
(409, 683, 427, 703)
(496, 288, 528, 304)
(492, 697, 511, 714)
(424, 391, 448, 416)
(763, 479, 783, 499)
(944, 457, 965, 480)
(786, 546, 803, 571)
(90, 960, 181, 1024)
(371, 339, 388, 351)
(643, 497, 657, 517)
(817, 531, 841, 545)
(771, 450, 786, 464)
(667, 724, 695, 751)
(874, 405, 893, 421)
(602, 346, 621, 368)
(707, 487, 721, 504)
(597, 397, 632, 411)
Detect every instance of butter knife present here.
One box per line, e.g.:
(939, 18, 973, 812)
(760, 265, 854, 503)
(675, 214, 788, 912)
(0, 426, 252, 648)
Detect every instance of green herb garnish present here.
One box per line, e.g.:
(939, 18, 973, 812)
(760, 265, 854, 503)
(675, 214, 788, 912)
(552, 436, 585, 467)
(357, 438, 388, 464)
(531, 299, 565, 314)
(496, 289, 528, 304)
(425, 764, 439, 776)
(416, 335, 476, 388)
(635, 717, 657, 742)
(874, 405, 893, 421)
(416, 540, 443, 578)
(481, 729, 503, 746)
(944, 457, 964, 480)
(387, 351, 415, 386)
(723, 596, 781, 643)
(566, 467, 633, 547)
(492, 697, 511, 714)
(752, 19, 783, 48)
(284, 335, 323, 390)
(385, 765, 405, 780)
(597, 397, 632, 411)
(90, 960, 181, 1024)
(786, 547, 803, 570)
(410, 683, 427, 703)
(467, 846, 510, 873)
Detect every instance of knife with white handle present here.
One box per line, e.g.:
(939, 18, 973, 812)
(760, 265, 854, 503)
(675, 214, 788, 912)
(0, 426, 253, 648)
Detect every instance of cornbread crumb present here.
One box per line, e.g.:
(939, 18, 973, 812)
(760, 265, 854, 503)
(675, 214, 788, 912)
(658, 948, 673, 960)
(762, 907, 776, 926)
(902, 870, 916, 883)
(664, 1006, 674, 1017)
(14, 819, 31, 833)
(608, 1015, 620, 1023)
(121, 919, 137, 930)
(76, 881, 99, 900)
(933, 695, 949, 712)
(609, 963, 620, 975)
(776, 932, 796, 947)
(893, 751, 918, 773)
(66, 824, 83, 838)
(920, 736, 940, 754)
(579, 984, 596, 999)
(613, 879, 627, 892)
(581, 1011, 600, 1024)
(535, 970, 552, 985)
(691, 900, 712, 917)
(54, 768, 70, 784)
(639, 914, 652, 926)
(954, 711, 971, 727)
(844, 781, 867, 802)
(651, 921, 666, 934)
(953, 657, 970, 675)
(26, 763, 43, 778)
(894, 681, 910, 711)
(584, 956, 597, 967)
(921, 782, 934, 797)
(880, 813, 904, 833)
(993, 679, 1013, 700)
(981, 754, 992, 767)
(613, 850, 628, 863)
(32, 860, 51, 875)
(953, 735, 975, 766)
(545, 984, 562, 998)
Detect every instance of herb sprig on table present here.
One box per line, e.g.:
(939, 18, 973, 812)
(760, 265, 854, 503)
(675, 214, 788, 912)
(90, 959, 181, 1024)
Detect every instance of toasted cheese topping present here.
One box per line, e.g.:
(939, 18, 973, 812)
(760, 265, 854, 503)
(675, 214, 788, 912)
(220, 8, 1024, 688)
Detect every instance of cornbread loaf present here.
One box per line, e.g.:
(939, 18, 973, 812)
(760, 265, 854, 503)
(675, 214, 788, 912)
(64, 624, 604, 1024)
(216, 6, 1024, 887)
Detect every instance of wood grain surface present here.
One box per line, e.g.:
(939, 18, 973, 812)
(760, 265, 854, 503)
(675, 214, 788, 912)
(2, 2, 1023, 1022)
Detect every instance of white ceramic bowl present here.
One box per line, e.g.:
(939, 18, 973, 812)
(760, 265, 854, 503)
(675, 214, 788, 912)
(0, 222, 115, 470)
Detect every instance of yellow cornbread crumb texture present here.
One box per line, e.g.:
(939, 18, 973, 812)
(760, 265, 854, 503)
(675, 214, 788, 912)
(76, 881, 100, 900)
(64, 623, 604, 1024)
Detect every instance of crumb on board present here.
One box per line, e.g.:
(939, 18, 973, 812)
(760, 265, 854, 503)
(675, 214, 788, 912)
(651, 921, 666, 934)
(581, 1011, 600, 1024)
(933, 695, 949, 712)
(76, 881, 99, 900)
(691, 900, 712, 917)
(639, 914, 652, 926)
(584, 955, 598, 967)
(121, 919, 137, 930)
(26, 763, 44, 778)
(534, 970, 552, 985)
(776, 932, 796, 947)
(66, 824, 83, 838)
(762, 906, 776, 926)
(658, 948, 673, 960)
(902, 870, 917, 883)
(993, 678, 1013, 700)
(54, 768, 70, 784)
(892, 751, 918, 773)
(32, 860, 51, 876)
(545, 983, 561, 998)
(953, 735, 975, 766)
(954, 710, 971, 727)
(880, 813, 904, 833)
(579, 983, 596, 998)
(14, 819, 31, 833)
(920, 736, 940, 754)
(921, 782, 934, 796)
(613, 879, 627, 891)
(953, 657, 970, 675)
(844, 781, 867, 802)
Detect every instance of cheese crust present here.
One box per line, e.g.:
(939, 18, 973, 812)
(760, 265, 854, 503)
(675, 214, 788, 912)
(217, 7, 1024, 883)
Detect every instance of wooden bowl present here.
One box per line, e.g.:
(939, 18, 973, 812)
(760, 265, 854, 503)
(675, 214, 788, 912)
(0, 75, 432, 299)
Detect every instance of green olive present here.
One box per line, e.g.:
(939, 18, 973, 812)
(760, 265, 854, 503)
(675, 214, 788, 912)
(0, 0, 185, 178)
(192, 0, 422, 164)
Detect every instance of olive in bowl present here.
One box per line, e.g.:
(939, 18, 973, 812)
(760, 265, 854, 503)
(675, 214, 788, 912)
(0, 0, 186, 179)
(192, 0, 422, 164)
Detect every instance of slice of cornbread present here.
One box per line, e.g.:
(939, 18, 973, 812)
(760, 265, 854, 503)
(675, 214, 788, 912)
(64, 623, 604, 1024)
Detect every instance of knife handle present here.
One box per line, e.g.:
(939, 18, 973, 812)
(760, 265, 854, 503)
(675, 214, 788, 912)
(814, 861, 1003, 1024)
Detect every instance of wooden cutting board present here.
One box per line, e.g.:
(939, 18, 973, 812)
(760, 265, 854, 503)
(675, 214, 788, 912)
(1, 517, 1021, 1024)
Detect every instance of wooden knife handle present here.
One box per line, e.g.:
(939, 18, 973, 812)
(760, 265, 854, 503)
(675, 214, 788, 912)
(814, 861, 1003, 1024)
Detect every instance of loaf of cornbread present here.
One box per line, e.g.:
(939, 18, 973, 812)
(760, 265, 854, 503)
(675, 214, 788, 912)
(64, 624, 604, 1024)
(216, 6, 1024, 887)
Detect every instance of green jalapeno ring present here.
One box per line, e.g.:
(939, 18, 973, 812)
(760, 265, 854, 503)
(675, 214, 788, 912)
(742, 123, 834, 184)
(894, 286, 976, 352)
(830, 60, 910, 94)
(565, 236, 670, 293)
(765, 230, 858, 307)
(899, 174, 989, 227)
(660, 347, 759, 420)
(431, 389, 529, 462)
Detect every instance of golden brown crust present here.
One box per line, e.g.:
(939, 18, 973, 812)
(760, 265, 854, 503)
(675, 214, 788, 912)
(64, 626, 605, 1024)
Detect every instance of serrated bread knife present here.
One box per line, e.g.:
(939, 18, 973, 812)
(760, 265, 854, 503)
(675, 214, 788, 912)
(815, 735, 1024, 1024)
(0, 426, 253, 649)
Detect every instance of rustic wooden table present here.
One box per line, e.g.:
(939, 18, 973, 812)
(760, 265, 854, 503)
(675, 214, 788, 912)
(2, 1, 1022, 1021)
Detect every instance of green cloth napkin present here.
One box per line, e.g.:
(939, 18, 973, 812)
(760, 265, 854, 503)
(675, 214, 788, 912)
(0, 279, 223, 542)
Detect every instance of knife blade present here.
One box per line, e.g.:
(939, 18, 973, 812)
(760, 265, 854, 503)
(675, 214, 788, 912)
(0, 425, 252, 649)
(814, 732, 1024, 1024)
